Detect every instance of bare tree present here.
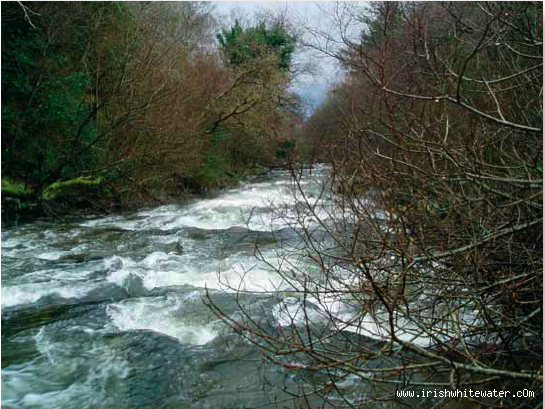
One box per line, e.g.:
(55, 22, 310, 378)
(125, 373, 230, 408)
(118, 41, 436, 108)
(205, 2, 542, 407)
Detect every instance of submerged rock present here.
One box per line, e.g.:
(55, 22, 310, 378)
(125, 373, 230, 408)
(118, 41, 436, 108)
(175, 237, 184, 254)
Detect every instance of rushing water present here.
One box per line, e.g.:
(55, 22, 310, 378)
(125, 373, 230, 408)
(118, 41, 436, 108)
(2, 166, 336, 409)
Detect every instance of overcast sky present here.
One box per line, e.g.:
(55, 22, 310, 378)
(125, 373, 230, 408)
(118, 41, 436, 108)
(213, 1, 322, 24)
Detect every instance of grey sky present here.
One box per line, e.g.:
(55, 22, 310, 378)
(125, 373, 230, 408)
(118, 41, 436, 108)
(214, 1, 323, 25)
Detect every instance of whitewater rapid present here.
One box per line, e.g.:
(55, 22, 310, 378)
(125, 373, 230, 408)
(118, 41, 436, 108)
(2, 166, 338, 408)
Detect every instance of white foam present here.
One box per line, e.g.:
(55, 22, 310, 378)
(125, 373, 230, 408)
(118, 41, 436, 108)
(159, 182, 309, 231)
(75, 172, 332, 233)
(104, 256, 141, 288)
(1, 282, 92, 307)
(106, 294, 218, 345)
(138, 249, 296, 293)
(36, 251, 69, 261)
(270, 285, 488, 347)
(11, 327, 132, 409)
(272, 297, 323, 327)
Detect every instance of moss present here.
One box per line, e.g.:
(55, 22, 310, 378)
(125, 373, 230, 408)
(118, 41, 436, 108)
(1, 179, 40, 225)
(1, 178, 30, 197)
(42, 176, 103, 201)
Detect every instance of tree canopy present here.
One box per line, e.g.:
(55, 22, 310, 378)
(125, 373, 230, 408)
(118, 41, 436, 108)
(217, 19, 295, 72)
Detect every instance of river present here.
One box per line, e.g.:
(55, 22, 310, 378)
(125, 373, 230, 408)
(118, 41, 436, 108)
(2, 165, 339, 409)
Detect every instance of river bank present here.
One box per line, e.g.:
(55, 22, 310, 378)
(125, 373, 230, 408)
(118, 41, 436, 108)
(1, 163, 285, 227)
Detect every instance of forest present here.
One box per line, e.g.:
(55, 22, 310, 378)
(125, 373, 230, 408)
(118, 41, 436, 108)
(1, 1, 543, 408)
(2, 1, 302, 221)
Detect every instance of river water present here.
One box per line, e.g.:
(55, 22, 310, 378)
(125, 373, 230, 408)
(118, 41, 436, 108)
(2, 166, 341, 409)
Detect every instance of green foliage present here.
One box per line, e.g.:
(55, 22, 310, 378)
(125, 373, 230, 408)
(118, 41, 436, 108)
(1, 179, 30, 197)
(276, 139, 295, 159)
(211, 127, 229, 146)
(197, 154, 234, 186)
(1, 5, 119, 212)
(279, 140, 295, 149)
(360, 2, 406, 48)
(1, 2, 131, 190)
(217, 20, 295, 72)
